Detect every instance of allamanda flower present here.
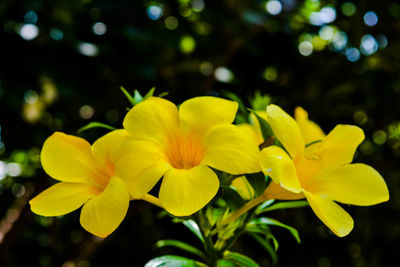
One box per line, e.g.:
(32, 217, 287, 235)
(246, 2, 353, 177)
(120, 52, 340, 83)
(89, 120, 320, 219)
(119, 96, 260, 216)
(258, 104, 389, 236)
(30, 130, 131, 238)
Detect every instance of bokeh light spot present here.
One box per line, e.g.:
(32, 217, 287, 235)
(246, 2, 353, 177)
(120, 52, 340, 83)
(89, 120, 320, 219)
(265, 0, 283, 16)
(298, 41, 313, 56)
(180, 35, 196, 54)
(50, 28, 63, 40)
(199, 62, 213, 75)
(24, 90, 39, 104)
(192, 0, 205, 12)
(92, 22, 107, 35)
(364, 11, 378, 27)
(353, 110, 368, 125)
(373, 130, 387, 145)
(79, 105, 94, 119)
(360, 34, 378, 56)
(263, 67, 278, 81)
(78, 43, 99, 57)
(0, 161, 6, 180)
(6, 162, 21, 177)
(214, 67, 234, 83)
(24, 10, 38, 24)
(164, 16, 179, 30)
(341, 2, 356, 16)
(345, 47, 360, 62)
(19, 24, 39, 40)
(147, 5, 163, 21)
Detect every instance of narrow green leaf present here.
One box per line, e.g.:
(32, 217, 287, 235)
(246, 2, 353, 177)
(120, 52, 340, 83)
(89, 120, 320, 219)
(254, 217, 300, 243)
(256, 200, 308, 214)
(182, 220, 205, 243)
(158, 92, 169, 98)
(144, 86, 156, 99)
(250, 233, 278, 265)
(78, 122, 117, 133)
(248, 109, 274, 141)
(144, 255, 207, 267)
(120, 86, 136, 106)
(245, 172, 267, 196)
(223, 251, 260, 267)
(256, 200, 275, 212)
(156, 239, 207, 260)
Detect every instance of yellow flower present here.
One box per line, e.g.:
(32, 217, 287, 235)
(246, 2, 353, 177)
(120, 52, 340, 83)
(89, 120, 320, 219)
(259, 104, 389, 237)
(119, 96, 260, 216)
(29, 130, 131, 238)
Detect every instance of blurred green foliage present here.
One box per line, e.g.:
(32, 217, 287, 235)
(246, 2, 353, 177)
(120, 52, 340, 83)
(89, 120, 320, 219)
(0, 0, 399, 266)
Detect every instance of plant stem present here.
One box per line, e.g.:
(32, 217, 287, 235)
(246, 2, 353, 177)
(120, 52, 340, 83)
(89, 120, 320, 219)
(220, 194, 267, 226)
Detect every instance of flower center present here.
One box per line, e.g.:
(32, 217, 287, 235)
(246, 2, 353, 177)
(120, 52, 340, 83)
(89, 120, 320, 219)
(165, 134, 204, 169)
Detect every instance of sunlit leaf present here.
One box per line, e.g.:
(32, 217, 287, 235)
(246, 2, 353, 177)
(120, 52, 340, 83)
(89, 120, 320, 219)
(144, 255, 207, 267)
(78, 122, 117, 133)
(156, 239, 207, 260)
(223, 251, 260, 267)
(182, 220, 205, 243)
(252, 217, 300, 243)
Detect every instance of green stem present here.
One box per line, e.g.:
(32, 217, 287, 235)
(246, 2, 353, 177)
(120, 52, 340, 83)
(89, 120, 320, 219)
(220, 194, 267, 226)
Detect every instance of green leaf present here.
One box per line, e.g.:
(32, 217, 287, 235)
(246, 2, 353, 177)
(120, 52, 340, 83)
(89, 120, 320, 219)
(248, 109, 274, 141)
(256, 200, 308, 214)
(182, 220, 205, 243)
(120, 86, 136, 106)
(253, 217, 300, 243)
(143, 86, 156, 99)
(158, 92, 169, 98)
(144, 255, 207, 267)
(255, 199, 275, 212)
(156, 239, 207, 260)
(78, 122, 117, 133)
(250, 91, 271, 111)
(245, 172, 267, 196)
(133, 90, 144, 103)
(249, 233, 278, 265)
(221, 186, 245, 211)
(223, 251, 260, 267)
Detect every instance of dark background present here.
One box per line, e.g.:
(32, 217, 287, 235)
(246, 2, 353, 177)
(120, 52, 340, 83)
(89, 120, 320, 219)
(0, 0, 399, 266)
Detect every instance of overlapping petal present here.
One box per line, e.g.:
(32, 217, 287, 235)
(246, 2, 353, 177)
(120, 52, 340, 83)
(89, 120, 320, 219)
(114, 139, 171, 198)
(305, 192, 353, 237)
(304, 163, 389, 206)
(123, 97, 179, 144)
(92, 129, 130, 170)
(80, 176, 130, 238)
(29, 182, 100, 216)
(41, 132, 107, 185)
(179, 97, 238, 134)
(263, 182, 304, 200)
(202, 124, 260, 175)
(266, 104, 304, 162)
(294, 107, 325, 144)
(237, 123, 264, 145)
(159, 166, 219, 216)
(259, 146, 302, 193)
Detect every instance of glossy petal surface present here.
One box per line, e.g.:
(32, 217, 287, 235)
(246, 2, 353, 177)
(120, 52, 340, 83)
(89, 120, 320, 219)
(202, 124, 260, 175)
(80, 176, 130, 238)
(159, 166, 219, 216)
(30, 182, 99, 216)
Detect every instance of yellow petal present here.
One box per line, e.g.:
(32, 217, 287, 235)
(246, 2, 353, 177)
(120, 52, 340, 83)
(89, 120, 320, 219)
(294, 107, 325, 144)
(159, 166, 219, 216)
(123, 97, 179, 144)
(114, 139, 171, 198)
(30, 182, 100, 216)
(231, 176, 255, 200)
(202, 124, 260, 175)
(304, 163, 389, 206)
(309, 125, 365, 174)
(263, 182, 304, 200)
(41, 132, 107, 185)
(179, 96, 238, 134)
(237, 123, 264, 145)
(91, 129, 130, 169)
(266, 104, 304, 162)
(259, 146, 302, 193)
(80, 176, 130, 238)
(305, 192, 353, 237)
